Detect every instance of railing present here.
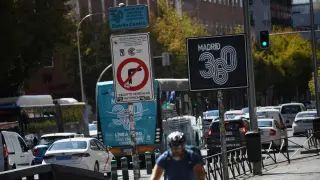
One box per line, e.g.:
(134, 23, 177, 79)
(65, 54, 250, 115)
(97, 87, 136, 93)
(203, 129, 320, 180)
(0, 164, 108, 180)
(203, 146, 252, 180)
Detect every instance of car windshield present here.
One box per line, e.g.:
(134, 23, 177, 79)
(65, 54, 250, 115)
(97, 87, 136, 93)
(257, 111, 268, 118)
(89, 124, 97, 131)
(204, 110, 219, 117)
(225, 113, 241, 119)
(296, 112, 317, 118)
(241, 108, 249, 114)
(258, 121, 273, 127)
(39, 136, 74, 145)
(281, 105, 301, 114)
(49, 141, 87, 151)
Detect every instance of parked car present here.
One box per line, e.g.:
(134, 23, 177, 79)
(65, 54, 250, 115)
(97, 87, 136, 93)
(42, 137, 114, 173)
(292, 111, 318, 136)
(280, 103, 306, 127)
(258, 119, 287, 150)
(206, 117, 249, 156)
(32, 133, 83, 164)
(0, 131, 34, 171)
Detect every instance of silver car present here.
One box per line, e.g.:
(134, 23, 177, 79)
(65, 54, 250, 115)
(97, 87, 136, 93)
(292, 111, 318, 136)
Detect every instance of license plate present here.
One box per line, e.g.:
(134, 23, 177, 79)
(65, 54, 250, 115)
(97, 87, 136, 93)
(56, 155, 71, 160)
(225, 137, 236, 141)
(226, 131, 233, 136)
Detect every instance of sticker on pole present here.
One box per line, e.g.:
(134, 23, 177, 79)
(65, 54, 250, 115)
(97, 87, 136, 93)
(111, 33, 154, 103)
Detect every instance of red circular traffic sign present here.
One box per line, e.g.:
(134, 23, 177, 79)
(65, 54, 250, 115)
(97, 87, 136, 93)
(116, 58, 149, 91)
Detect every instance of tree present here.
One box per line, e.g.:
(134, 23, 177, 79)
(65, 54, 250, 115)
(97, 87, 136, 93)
(151, 0, 208, 78)
(253, 27, 313, 103)
(0, 0, 74, 97)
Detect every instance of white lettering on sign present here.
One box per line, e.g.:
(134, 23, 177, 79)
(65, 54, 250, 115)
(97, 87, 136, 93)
(199, 46, 237, 85)
(198, 43, 221, 52)
(108, 102, 147, 130)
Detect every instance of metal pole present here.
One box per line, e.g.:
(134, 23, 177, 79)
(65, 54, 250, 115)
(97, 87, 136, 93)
(243, 0, 262, 175)
(77, 21, 89, 135)
(310, 0, 320, 116)
(217, 90, 229, 180)
(77, 12, 105, 135)
(129, 103, 140, 179)
(76, 26, 86, 106)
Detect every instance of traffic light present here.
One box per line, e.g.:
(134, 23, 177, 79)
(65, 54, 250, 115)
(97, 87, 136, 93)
(259, 30, 269, 49)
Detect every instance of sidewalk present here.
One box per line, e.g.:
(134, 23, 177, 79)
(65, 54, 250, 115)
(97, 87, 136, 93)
(236, 155, 320, 180)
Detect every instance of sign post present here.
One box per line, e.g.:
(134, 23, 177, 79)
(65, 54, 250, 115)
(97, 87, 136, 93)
(128, 102, 140, 179)
(187, 34, 248, 179)
(111, 32, 154, 180)
(217, 90, 228, 180)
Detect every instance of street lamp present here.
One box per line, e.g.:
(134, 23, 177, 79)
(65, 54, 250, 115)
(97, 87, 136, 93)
(77, 12, 105, 102)
(76, 12, 105, 134)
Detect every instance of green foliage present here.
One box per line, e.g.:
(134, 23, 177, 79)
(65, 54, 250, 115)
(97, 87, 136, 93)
(150, 0, 208, 78)
(152, 0, 207, 56)
(0, 0, 74, 96)
(308, 69, 320, 96)
(253, 27, 313, 101)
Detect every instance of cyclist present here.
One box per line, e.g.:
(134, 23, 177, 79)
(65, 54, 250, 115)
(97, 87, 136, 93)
(150, 131, 205, 180)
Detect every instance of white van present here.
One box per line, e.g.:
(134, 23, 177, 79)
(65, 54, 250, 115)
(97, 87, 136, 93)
(280, 103, 306, 127)
(162, 116, 202, 148)
(0, 131, 34, 171)
(257, 108, 285, 128)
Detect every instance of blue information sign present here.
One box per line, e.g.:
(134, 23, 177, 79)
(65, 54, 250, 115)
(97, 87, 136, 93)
(109, 5, 149, 30)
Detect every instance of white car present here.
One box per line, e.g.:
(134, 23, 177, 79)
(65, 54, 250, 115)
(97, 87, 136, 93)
(42, 137, 114, 173)
(256, 109, 286, 129)
(280, 103, 306, 127)
(88, 124, 97, 138)
(224, 110, 244, 120)
(0, 131, 34, 171)
(293, 111, 318, 136)
(258, 119, 287, 149)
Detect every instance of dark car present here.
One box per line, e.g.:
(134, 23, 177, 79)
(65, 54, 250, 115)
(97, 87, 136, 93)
(206, 118, 249, 156)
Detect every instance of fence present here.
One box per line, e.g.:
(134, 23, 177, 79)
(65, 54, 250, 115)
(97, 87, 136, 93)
(203, 129, 320, 180)
(0, 164, 108, 180)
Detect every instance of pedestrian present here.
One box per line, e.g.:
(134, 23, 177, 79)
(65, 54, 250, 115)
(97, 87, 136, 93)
(150, 131, 205, 180)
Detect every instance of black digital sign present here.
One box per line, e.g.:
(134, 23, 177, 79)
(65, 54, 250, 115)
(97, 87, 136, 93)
(187, 34, 248, 91)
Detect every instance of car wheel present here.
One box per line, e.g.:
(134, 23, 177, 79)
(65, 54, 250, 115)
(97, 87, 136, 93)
(94, 162, 99, 172)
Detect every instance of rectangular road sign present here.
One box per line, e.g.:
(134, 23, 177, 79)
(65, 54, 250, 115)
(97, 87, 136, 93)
(109, 5, 149, 30)
(187, 34, 248, 91)
(110, 33, 154, 103)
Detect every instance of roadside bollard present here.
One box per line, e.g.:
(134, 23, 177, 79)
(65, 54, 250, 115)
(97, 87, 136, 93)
(154, 149, 161, 161)
(145, 151, 152, 174)
(111, 160, 118, 180)
(121, 157, 129, 180)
